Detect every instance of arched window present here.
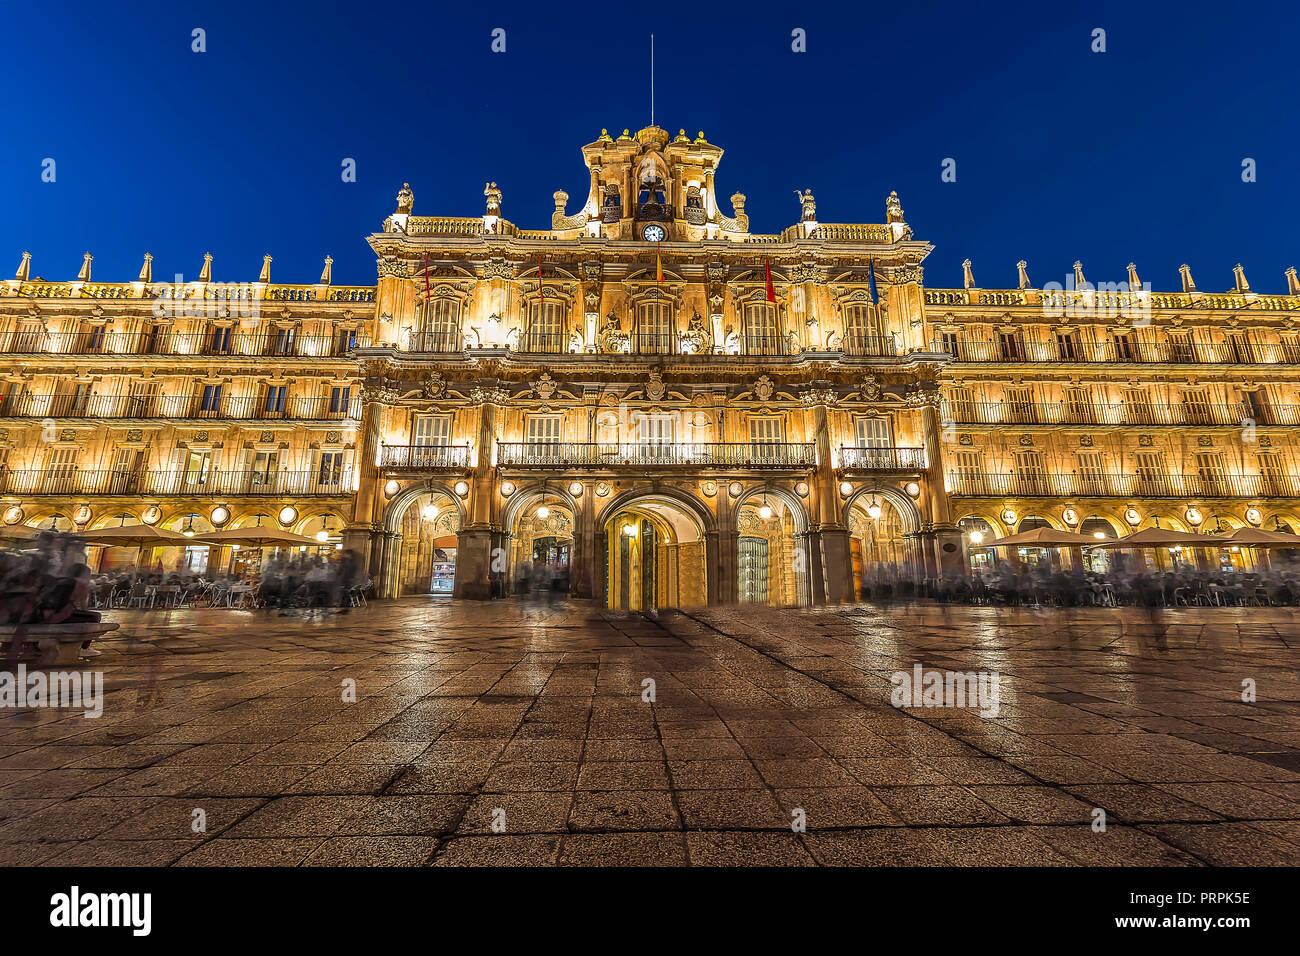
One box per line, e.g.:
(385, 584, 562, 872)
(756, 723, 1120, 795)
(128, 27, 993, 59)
(743, 301, 783, 355)
(634, 300, 675, 354)
(524, 299, 567, 353)
(416, 298, 462, 352)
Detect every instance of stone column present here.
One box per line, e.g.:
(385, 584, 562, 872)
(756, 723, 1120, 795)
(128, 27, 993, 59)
(454, 386, 504, 599)
(348, 391, 387, 579)
(918, 391, 963, 575)
(806, 392, 853, 603)
(716, 484, 739, 604)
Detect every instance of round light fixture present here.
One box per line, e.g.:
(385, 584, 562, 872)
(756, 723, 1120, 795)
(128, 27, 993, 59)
(758, 504, 773, 520)
(315, 530, 329, 543)
(536, 505, 550, 519)
(904, 481, 920, 498)
(422, 503, 439, 520)
(623, 522, 637, 537)
(1093, 530, 1106, 539)
(182, 515, 196, 538)
(501, 481, 516, 497)
(454, 480, 470, 497)
(969, 530, 984, 545)
(278, 506, 298, 526)
(866, 496, 883, 520)
(568, 481, 583, 497)
(211, 505, 231, 526)
(384, 480, 400, 497)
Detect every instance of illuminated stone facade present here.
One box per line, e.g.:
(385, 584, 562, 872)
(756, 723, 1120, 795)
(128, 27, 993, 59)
(4, 124, 1297, 602)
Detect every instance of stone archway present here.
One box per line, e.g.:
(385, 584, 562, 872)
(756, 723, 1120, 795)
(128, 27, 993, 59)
(376, 480, 467, 598)
(732, 483, 812, 606)
(597, 487, 716, 609)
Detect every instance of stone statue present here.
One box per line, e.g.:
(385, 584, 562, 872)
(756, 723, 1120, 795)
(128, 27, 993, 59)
(795, 189, 816, 221)
(395, 182, 414, 214)
(597, 310, 628, 353)
(484, 182, 502, 216)
(680, 309, 712, 353)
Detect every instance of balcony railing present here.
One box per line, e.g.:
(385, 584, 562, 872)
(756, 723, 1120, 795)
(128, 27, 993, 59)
(0, 329, 368, 358)
(934, 335, 1300, 365)
(378, 445, 471, 471)
(838, 446, 926, 472)
(629, 332, 678, 355)
(0, 393, 359, 421)
(496, 441, 816, 469)
(739, 335, 790, 357)
(0, 468, 354, 497)
(939, 401, 1287, 427)
(516, 332, 571, 354)
(404, 330, 465, 353)
(842, 332, 902, 357)
(947, 472, 1300, 498)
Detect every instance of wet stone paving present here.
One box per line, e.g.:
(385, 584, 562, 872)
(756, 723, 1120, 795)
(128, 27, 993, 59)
(2, 598, 1299, 866)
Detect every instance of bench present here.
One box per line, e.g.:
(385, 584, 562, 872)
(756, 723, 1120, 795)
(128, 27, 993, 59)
(0, 614, 119, 666)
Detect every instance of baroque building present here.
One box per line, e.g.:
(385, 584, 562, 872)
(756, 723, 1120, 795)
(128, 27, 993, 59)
(3, 124, 1298, 605)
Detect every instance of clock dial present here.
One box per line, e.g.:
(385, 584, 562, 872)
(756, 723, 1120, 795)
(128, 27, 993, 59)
(642, 224, 665, 242)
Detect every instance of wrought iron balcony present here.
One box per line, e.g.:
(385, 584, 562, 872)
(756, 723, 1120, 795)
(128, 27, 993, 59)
(838, 446, 926, 473)
(841, 332, 902, 357)
(0, 468, 354, 498)
(940, 401, 1277, 427)
(496, 441, 817, 469)
(403, 330, 465, 353)
(378, 445, 471, 471)
(947, 472, 1300, 498)
(0, 393, 359, 421)
(0, 329, 367, 358)
(933, 334, 1300, 365)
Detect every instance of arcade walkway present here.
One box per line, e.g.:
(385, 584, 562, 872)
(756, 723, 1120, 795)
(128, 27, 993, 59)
(1, 599, 1298, 865)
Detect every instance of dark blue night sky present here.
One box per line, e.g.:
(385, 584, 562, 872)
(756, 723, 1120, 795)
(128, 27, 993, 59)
(5, 0, 1298, 291)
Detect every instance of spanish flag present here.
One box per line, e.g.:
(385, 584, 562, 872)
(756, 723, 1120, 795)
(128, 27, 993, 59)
(656, 242, 664, 282)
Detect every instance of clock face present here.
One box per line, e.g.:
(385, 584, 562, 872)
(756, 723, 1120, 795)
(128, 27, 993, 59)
(642, 224, 665, 242)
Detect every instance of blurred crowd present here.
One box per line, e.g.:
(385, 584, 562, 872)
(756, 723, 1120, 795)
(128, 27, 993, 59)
(1, 532, 96, 642)
(511, 557, 570, 604)
(861, 555, 1300, 608)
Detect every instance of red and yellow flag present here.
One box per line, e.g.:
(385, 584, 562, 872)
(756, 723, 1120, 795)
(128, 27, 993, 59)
(765, 258, 776, 302)
(656, 242, 664, 282)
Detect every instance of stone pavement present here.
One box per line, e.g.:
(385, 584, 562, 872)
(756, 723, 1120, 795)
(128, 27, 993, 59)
(1, 598, 1299, 866)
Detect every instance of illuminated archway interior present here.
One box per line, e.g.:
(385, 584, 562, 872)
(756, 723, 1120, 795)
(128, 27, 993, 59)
(396, 490, 460, 595)
(606, 499, 704, 611)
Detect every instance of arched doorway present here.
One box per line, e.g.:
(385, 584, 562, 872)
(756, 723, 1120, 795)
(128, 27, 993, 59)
(957, 515, 996, 572)
(601, 493, 709, 611)
(507, 493, 574, 597)
(847, 492, 914, 599)
(733, 485, 811, 607)
(1079, 516, 1118, 572)
(396, 489, 461, 596)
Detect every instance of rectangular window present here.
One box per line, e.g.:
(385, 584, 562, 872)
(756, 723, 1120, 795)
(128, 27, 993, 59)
(940, 330, 962, 359)
(1077, 452, 1107, 495)
(634, 301, 674, 354)
(1258, 452, 1288, 496)
(1112, 332, 1136, 362)
(945, 386, 973, 423)
(318, 452, 344, 486)
(1004, 387, 1035, 424)
(525, 300, 566, 352)
(997, 331, 1023, 360)
(1194, 452, 1226, 494)
(1055, 331, 1078, 360)
(525, 415, 562, 444)
(209, 326, 232, 354)
(184, 451, 212, 486)
(743, 303, 782, 355)
(1135, 451, 1166, 494)
(414, 414, 451, 446)
(1167, 332, 1195, 363)
(1122, 387, 1154, 424)
(1181, 388, 1211, 425)
(854, 417, 891, 448)
(1014, 450, 1047, 495)
(418, 299, 461, 351)
(263, 385, 286, 415)
(199, 384, 222, 413)
(950, 450, 983, 494)
(249, 451, 278, 485)
(328, 386, 351, 415)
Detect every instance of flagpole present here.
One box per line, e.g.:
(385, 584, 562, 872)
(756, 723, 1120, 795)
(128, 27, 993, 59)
(650, 35, 654, 127)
